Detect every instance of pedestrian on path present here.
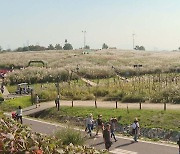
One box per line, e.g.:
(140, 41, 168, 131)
(16, 106, 23, 124)
(86, 113, 94, 137)
(110, 117, 117, 142)
(103, 124, 112, 151)
(35, 94, 40, 108)
(96, 114, 103, 136)
(177, 137, 180, 154)
(132, 117, 140, 142)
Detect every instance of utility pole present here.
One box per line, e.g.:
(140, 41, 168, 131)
(132, 33, 135, 49)
(82, 30, 86, 49)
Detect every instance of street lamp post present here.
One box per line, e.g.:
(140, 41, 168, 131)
(82, 30, 86, 49)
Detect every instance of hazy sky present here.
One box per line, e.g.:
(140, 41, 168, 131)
(0, 0, 180, 50)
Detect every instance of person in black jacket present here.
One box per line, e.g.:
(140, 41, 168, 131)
(96, 115, 103, 136)
(103, 124, 112, 151)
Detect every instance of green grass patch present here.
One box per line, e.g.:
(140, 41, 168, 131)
(36, 106, 180, 131)
(0, 96, 32, 112)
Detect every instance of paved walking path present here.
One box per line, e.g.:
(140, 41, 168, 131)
(19, 116, 178, 154)
(4, 101, 179, 154)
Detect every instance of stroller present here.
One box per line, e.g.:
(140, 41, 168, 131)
(12, 112, 17, 120)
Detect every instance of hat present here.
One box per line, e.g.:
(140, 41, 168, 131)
(134, 118, 138, 122)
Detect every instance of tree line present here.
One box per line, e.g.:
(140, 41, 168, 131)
(0, 39, 75, 52)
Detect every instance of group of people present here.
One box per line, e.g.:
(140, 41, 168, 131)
(85, 113, 140, 151)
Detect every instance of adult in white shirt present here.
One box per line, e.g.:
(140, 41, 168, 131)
(16, 106, 23, 124)
(87, 113, 94, 137)
(132, 117, 140, 142)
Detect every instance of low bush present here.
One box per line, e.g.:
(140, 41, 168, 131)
(105, 90, 124, 101)
(93, 88, 109, 97)
(172, 96, 180, 104)
(122, 94, 145, 103)
(55, 127, 85, 146)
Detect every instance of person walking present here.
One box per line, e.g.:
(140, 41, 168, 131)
(103, 124, 112, 151)
(177, 136, 180, 154)
(110, 118, 117, 142)
(96, 115, 103, 136)
(16, 106, 23, 124)
(86, 113, 94, 137)
(132, 117, 140, 142)
(35, 94, 40, 108)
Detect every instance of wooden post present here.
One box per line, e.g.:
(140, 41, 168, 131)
(95, 99, 97, 108)
(164, 102, 166, 111)
(139, 102, 142, 110)
(127, 104, 129, 113)
(72, 100, 74, 107)
(115, 101, 118, 109)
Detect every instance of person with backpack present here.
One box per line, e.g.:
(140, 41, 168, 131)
(86, 113, 94, 137)
(132, 117, 140, 142)
(96, 114, 103, 136)
(110, 117, 117, 142)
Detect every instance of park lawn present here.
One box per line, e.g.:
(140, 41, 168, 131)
(36, 106, 180, 131)
(0, 96, 32, 112)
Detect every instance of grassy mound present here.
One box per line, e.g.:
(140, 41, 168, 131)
(34, 107, 180, 131)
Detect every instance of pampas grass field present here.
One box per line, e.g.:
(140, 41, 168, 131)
(1, 49, 180, 103)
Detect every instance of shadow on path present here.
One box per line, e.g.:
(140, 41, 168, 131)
(91, 141, 104, 147)
(23, 107, 37, 112)
(115, 141, 135, 148)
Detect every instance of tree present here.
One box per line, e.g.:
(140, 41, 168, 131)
(65, 39, 68, 44)
(0, 46, 2, 52)
(47, 44, 55, 50)
(84, 45, 90, 49)
(55, 44, 62, 50)
(102, 43, 108, 49)
(134, 45, 145, 51)
(178, 47, 180, 51)
(63, 43, 73, 50)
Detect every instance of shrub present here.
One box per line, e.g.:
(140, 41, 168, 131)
(55, 127, 84, 146)
(93, 88, 109, 97)
(105, 90, 124, 101)
(150, 93, 164, 103)
(122, 94, 145, 103)
(33, 90, 57, 102)
(172, 96, 180, 104)
(83, 94, 95, 100)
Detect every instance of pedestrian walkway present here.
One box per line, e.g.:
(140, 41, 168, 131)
(18, 116, 178, 154)
(4, 103, 179, 154)
(110, 148, 137, 154)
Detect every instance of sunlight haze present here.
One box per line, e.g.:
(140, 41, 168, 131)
(0, 0, 180, 51)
